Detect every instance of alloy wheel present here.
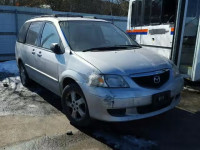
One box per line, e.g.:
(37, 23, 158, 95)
(65, 91, 87, 121)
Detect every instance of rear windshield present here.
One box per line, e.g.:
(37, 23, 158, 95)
(60, 21, 139, 51)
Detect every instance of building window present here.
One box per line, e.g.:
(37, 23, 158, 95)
(162, 0, 177, 23)
(151, 0, 162, 24)
(136, 0, 143, 26)
(144, 0, 151, 25)
(131, 2, 136, 27)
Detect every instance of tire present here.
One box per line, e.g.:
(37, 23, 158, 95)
(62, 83, 91, 127)
(19, 62, 31, 87)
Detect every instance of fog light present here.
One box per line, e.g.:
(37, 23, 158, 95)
(107, 109, 126, 117)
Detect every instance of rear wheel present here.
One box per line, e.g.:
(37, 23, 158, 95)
(19, 62, 30, 86)
(62, 83, 91, 127)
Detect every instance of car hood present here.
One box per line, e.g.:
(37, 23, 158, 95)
(75, 48, 172, 75)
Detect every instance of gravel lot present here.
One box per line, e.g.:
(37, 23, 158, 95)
(0, 61, 200, 150)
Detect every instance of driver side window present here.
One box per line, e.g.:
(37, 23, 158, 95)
(41, 22, 60, 50)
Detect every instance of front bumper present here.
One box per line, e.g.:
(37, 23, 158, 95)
(79, 75, 184, 122)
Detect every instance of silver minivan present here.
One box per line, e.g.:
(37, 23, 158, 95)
(15, 15, 184, 126)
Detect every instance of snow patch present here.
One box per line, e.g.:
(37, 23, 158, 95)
(0, 76, 22, 90)
(28, 104, 38, 108)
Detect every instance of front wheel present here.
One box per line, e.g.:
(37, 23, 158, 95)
(62, 83, 91, 127)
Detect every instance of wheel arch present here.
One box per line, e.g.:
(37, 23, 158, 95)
(59, 70, 87, 93)
(62, 77, 77, 89)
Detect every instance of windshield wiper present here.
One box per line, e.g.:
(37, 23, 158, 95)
(116, 45, 142, 48)
(83, 46, 124, 52)
(82, 45, 141, 52)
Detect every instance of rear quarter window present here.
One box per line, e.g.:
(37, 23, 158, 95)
(17, 22, 31, 43)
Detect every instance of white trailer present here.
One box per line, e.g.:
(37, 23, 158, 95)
(127, 0, 200, 82)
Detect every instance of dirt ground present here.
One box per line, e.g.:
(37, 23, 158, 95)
(0, 69, 200, 150)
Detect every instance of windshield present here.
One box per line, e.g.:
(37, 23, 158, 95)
(59, 21, 140, 51)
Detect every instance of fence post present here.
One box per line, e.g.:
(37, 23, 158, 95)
(15, 9, 18, 36)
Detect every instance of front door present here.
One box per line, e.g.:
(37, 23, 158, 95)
(36, 22, 63, 95)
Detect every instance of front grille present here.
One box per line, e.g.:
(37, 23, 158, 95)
(132, 70, 170, 88)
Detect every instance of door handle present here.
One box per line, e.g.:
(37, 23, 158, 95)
(37, 51, 42, 57)
(32, 49, 35, 55)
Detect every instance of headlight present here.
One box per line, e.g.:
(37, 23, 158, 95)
(88, 74, 129, 88)
(170, 61, 180, 77)
(104, 75, 129, 88)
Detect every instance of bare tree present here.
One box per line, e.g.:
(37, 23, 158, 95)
(0, 0, 129, 16)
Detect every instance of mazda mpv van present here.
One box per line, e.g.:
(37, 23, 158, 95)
(15, 15, 184, 126)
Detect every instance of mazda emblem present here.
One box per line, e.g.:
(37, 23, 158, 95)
(154, 76, 160, 84)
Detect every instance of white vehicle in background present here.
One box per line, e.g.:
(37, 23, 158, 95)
(127, 0, 200, 82)
(127, 0, 177, 59)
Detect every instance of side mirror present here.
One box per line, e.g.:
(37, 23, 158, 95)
(50, 43, 63, 54)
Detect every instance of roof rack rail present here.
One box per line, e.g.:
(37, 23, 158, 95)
(32, 14, 98, 19)
(32, 15, 56, 19)
(54, 14, 83, 18)
(82, 16, 97, 19)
